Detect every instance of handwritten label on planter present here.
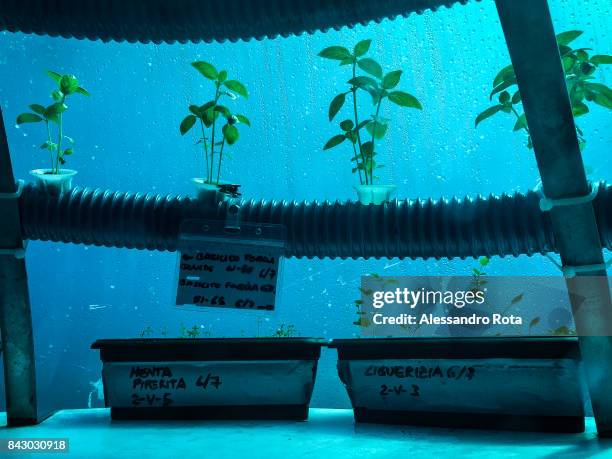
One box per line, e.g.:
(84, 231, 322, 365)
(103, 361, 314, 408)
(175, 220, 285, 311)
(340, 358, 584, 416)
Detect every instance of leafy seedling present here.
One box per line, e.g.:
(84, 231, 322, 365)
(180, 62, 250, 185)
(16, 71, 89, 174)
(319, 40, 422, 185)
(476, 30, 611, 152)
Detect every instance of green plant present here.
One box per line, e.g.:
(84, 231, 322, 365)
(16, 71, 89, 174)
(354, 274, 398, 328)
(319, 40, 422, 185)
(469, 256, 490, 293)
(139, 324, 211, 338)
(476, 30, 611, 152)
(180, 62, 250, 185)
(272, 323, 297, 338)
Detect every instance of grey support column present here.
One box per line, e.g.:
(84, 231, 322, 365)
(0, 106, 38, 426)
(495, 0, 612, 436)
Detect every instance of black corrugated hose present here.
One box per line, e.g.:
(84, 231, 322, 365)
(0, 0, 471, 44)
(17, 182, 612, 259)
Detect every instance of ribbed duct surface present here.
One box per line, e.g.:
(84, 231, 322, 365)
(18, 182, 612, 259)
(0, 0, 471, 44)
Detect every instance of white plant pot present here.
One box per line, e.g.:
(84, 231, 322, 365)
(30, 168, 77, 195)
(354, 184, 397, 205)
(192, 178, 230, 203)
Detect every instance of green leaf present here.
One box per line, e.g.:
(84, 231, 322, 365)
(218, 70, 228, 83)
(354, 39, 371, 57)
(366, 120, 388, 140)
(592, 93, 612, 109)
(511, 91, 522, 104)
(388, 91, 422, 109)
(180, 114, 197, 135)
(51, 90, 64, 101)
(29, 104, 46, 115)
(513, 113, 527, 131)
(235, 114, 251, 126)
(357, 58, 382, 78)
(63, 148, 73, 156)
(562, 56, 576, 73)
(214, 105, 231, 118)
(46, 70, 62, 83)
(585, 82, 612, 99)
(60, 75, 79, 95)
(339, 119, 354, 131)
(558, 44, 573, 57)
(76, 86, 90, 96)
(356, 120, 371, 131)
(490, 76, 517, 99)
(575, 49, 589, 61)
(191, 61, 218, 80)
(580, 62, 596, 76)
(202, 107, 216, 127)
(339, 57, 355, 66)
(323, 134, 346, 150)
(499, 90, 510, 104)
(572, 101, 589, 117)
(224, 80, 248, 98)
(348, 76, 378, 90)
(381, 70, 402, 89)
(475, 105, 504, 127)
(189, 105, 202, 117)
(479, 256, 489, 266)
(361, 141, 374, 157)
(492, 64, 515, 87)
(16, 113, 43, 124)
(318, 46, 351, 60)
(329, 93, 346, 121)
(199, 101, 216, 113)
(510, 293, 524, 305)
(222, 123, 239, 145)
(556, 30, 583, 46)
(45, 102, 67, 117)
(590, 54, 612, 65)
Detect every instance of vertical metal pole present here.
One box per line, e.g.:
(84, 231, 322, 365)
(0, 106, 38, 426)
(495, 0, 612, 436)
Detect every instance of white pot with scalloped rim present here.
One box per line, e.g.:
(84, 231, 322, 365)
(192, 178, 232, 204)
(30, 168, 77, 195)
(354, 184, 397, 205)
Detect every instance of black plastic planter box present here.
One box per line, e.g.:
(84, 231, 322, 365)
(91, 338, 323, 421)
(329, 337, 585, 433)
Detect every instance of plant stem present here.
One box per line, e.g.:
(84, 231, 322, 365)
(351, 62, 367, 185)
(209, 83, 221, 184)
(510, 106, 531, 147)
(351, 141, 363, 185)
(199, 119, 210, 182)
(369, 98, 383, 185)
(45, 121, 53, 170)
(56, 96, 66, 174)
(216, 137, 226, 185)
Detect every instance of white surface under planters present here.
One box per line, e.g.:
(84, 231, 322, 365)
(0, 409, 608, 459)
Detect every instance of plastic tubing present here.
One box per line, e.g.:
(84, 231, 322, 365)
(18, 182, 612, 259)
